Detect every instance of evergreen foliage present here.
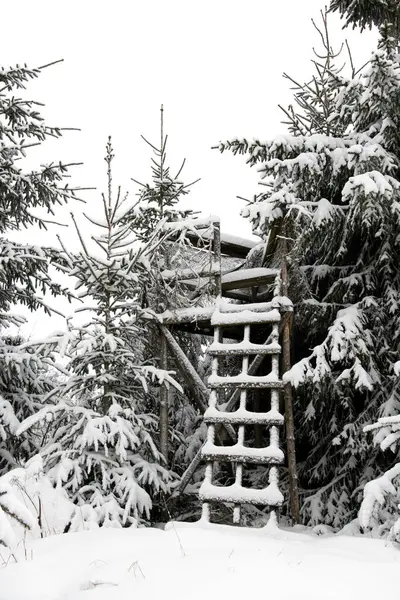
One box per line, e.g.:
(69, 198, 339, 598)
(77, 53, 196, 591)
(126, 106, 198, 245)
(19, 140, 183, 527)
(359, 374, 400, 540)
(123, 110, 207, 495)
(0, 62, 78, 476)
(0, 334, 60, 475)
(330, 0, 400, 38)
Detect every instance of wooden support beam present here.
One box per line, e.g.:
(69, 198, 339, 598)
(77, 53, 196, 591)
(212, 219, 222, 297)
(281, 248, 300, 525)
(154, 306, 214, 326)
(159, 329, 169, 462)
(160, 325, 208, 413)
(178, 446, 203, 493)
(222, 268, 278, 291)
(222, 289, 251, 301)
(160, 325, 236, 443)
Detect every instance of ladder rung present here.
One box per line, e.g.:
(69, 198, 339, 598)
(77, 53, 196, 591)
(202, 442, 284, 465)
(201, 442, 285, 464)
(207, 341, 281, 356)
(199, 482, 284, 507)
(204, 407, 284, 426)
(208, 374, 283, 389)
(211, 309, 281, 327)
(216, 300, 281, 313)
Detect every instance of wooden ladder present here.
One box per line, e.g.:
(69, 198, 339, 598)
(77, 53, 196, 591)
(199, 275, 285, 524)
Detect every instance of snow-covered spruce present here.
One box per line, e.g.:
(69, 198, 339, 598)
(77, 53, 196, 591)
(122, 111, 198, 246)
(0, 63, 78, 476)
(19, 140, 185, 527)
(119, 113, 209, 509)
(0, 334, 64, 476)
(217, 14, 400, 529)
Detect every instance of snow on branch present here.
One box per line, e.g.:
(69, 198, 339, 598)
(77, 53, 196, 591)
(217, 133, 353, 166)
(359, 463, 400, 531)
(283, 304, 375, 390)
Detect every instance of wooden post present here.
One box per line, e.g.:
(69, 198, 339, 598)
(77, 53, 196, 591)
(281, 246, 300, 524)
(159, 329, 169, 462)
(212, 218, 222, 297)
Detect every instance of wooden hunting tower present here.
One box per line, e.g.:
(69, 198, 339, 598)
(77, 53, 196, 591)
(144, 215, 299, 525)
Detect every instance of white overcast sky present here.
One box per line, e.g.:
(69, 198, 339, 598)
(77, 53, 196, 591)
(1, 0, 377, 335)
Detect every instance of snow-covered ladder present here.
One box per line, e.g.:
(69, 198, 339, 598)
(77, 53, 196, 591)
(199, 274, 285, 524)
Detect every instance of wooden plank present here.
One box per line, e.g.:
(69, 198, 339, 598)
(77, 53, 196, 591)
(222, 272, 277, 291)
(212, 220, 222, 297)
(202, 452, 283, 465)
(204, 412, 284, 426)
(199, 488, 283, 507)
(211, 309, 280, 327)
(209, 380, 284, 390)
(207, 345, 280, 356)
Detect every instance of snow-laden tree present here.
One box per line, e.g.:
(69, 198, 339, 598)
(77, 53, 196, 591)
(0, 62, 78, 475)
(124, 106, 200, 313)
(0, 333, 62, 476)
(122, 109, 208, 489)
(216, 10, 400, 527)
(126, 106, 198, 242)
(358, 361, 400, 539)
(19, 139, 183, 527)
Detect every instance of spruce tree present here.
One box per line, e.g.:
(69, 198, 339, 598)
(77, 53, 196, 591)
(124, 109, 207, 493)
(125, 106, 200, 312)
(127, 106, 198, 244)
(0, 62, 78, 475)
(20, 140, 182, 527)
(216, 10, 400, 527)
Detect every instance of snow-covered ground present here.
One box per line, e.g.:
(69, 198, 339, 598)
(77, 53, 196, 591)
(0, 520, 398, 600)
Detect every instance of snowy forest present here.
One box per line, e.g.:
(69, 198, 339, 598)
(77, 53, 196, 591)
(1, 0, 400, 597)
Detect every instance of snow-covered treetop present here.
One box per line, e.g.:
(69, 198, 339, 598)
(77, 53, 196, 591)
(123, 106, 199, 241)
